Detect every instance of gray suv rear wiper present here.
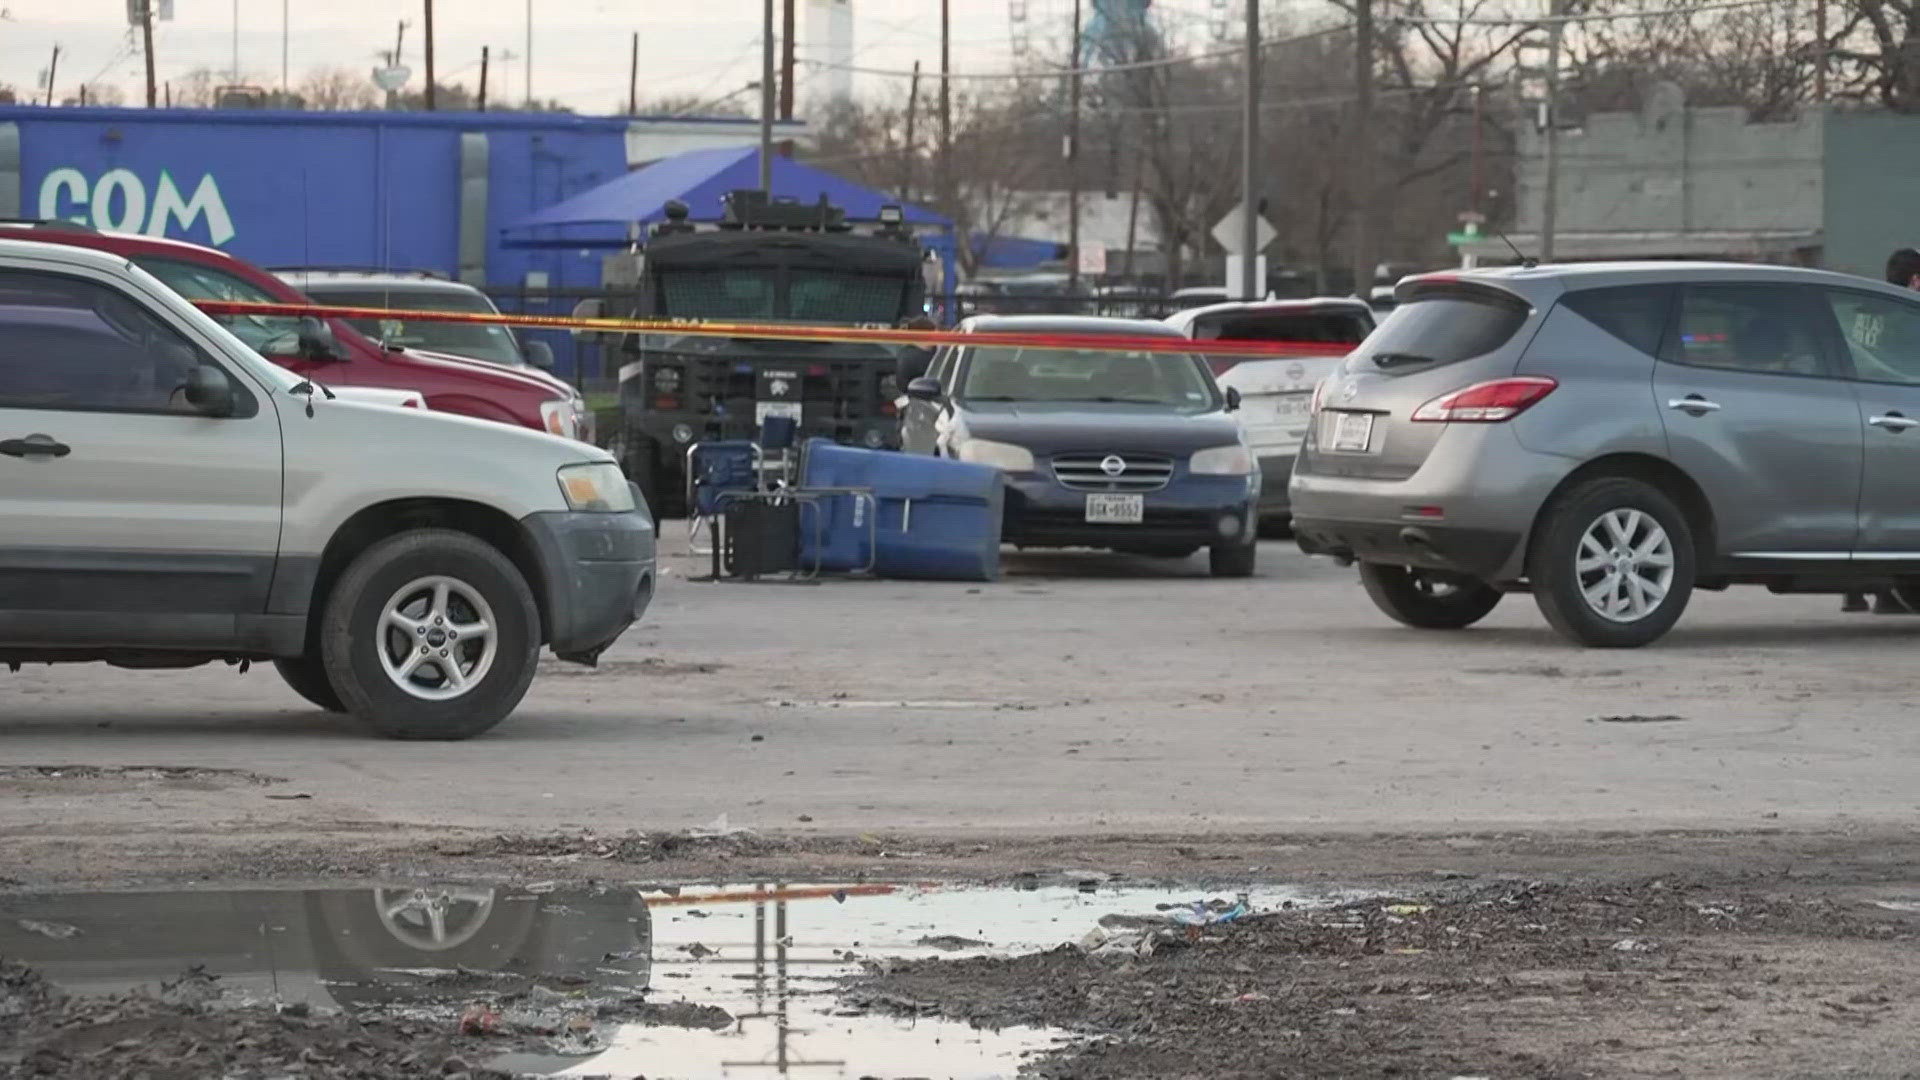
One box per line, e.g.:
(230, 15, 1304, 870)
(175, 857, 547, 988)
(1371, 351, 1436, 369)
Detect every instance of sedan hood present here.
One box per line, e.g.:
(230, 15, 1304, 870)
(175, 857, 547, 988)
(403, 347, 577, 400)
(960, 400, 1243, 455)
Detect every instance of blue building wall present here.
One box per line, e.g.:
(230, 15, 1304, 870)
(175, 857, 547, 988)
(0, 105, 636, 294)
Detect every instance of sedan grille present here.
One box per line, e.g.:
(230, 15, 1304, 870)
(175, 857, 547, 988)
(1052, 453, 1175, 492)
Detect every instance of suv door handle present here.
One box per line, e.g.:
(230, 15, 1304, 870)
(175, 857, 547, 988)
(1870, 412, 1919, 432)
(1666, 395, 1722, 415)
(0, 434, 71, 459)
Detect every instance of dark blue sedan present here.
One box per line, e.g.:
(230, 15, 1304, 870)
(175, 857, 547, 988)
(898, 315, 1260, 577)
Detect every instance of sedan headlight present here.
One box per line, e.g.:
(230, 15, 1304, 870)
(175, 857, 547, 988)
(557, 462, 637, 513)
(540, 398, 581, 440)
(1190, 443, 1256, 476)
(955, 437, 1035, 472)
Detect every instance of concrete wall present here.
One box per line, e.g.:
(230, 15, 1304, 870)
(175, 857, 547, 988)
(1514, 104, 1823, 238)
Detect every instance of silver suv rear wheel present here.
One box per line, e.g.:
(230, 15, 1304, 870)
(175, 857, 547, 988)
(1532, 477, 1695, 648)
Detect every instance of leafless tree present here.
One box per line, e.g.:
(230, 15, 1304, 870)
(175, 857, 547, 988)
(298, 67, 382, 111)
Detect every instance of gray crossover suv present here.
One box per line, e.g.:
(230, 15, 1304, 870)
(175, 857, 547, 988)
(1292, 262, 1920, 647)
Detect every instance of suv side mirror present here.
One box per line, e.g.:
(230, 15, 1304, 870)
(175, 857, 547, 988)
(184, 365, 236, 417)
(524, 340, 556, 370)
(298, 316, 344, 361)
(906, 376, 943, 402)
(1225, 386, 1242, 412)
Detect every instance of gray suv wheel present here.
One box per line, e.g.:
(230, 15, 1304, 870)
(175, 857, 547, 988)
(1531, 477, 1696, 648)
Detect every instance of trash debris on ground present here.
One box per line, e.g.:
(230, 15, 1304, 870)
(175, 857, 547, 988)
(15, 919, 79, 940)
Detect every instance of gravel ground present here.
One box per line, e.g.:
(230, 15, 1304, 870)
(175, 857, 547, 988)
(6, 540, 1920, 1075)
(854, 876, 1920, 1079)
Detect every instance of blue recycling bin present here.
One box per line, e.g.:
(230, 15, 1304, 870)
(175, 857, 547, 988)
(798, 440, 1004, 582)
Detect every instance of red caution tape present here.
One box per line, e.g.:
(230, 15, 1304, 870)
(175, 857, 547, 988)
(192, 299, 1352, 359)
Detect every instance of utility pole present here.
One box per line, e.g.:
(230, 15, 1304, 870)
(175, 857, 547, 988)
(629, 32, 639, 115)
(1540, 0, 1565, 262)
(1239, 0, 1260, 300)
(1350, 0, 1373, 298)
(139, 1, 157, 107)
(780, 0, 796, 120)
(760, 0, 776, 191)
(44, 45, 58, 107)
(903, 60, 922, 202)
(423, 0, 436, 111)
(282, 0, 290, 95)
(1067, 0, 1083, 293)
(939, 0, 952, 213)
(479, 46, 490, 112)
(524, 0, 533, 105)
(231, 0, 240, 83)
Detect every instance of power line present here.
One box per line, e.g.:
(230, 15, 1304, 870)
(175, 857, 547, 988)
(798, 23, 1352, 81)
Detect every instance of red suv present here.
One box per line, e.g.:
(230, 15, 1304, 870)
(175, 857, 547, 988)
(0, 221, 590, 440)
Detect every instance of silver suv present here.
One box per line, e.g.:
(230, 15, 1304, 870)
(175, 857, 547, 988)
(1292, 262, 1920, 647)
(0, 239, 655, 738)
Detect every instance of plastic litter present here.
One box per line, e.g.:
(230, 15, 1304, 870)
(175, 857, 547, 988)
(458, 1003, 500, 1035)
(1383, 903, 1432, 916)
(15, 919, 78, 940)
(688, 814, 754, 839)
(1078, 926, 1162, 959)
(1169, 893, 1253, 928)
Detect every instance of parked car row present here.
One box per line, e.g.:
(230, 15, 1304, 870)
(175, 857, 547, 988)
(0, 231, 655, 740)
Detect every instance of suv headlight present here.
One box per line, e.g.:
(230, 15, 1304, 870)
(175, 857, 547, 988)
(1190, 443, 1255, 476)
(557, 462, 636, 512)
(541, 399, 580, 440)
(955, 438, 1035, 472)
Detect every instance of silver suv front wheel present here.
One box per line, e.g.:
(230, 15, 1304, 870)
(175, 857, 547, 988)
(322, 529, 541, 739)
(1532, 477, 1696, 648)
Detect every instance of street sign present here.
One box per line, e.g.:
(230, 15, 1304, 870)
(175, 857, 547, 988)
(1076, 241, 1108, 277)
(1211, 206, 1275, 255)
(1446, 221, 1482, 247)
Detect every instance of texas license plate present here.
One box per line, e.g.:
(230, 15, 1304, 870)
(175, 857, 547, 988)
(1326, 411, 1375, 453)
(1085, 493, 1145, 524)
(755, 400, 803, 424)
(1268, 393, 1311, 421)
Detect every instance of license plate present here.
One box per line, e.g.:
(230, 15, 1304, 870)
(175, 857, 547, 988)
(1085, 493, 1145, 524)
(1326, 411, 1375, 453)
(755, 400, 803, 424)
(1267, 394, 1311, 421)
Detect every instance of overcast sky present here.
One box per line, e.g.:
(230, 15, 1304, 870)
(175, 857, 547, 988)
(0, 0, 1067, 112)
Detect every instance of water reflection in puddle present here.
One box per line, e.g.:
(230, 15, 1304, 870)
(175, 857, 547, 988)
(1, 879, 1329, 1078)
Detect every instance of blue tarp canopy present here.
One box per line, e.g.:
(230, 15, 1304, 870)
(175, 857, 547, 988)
(972, 234, 1068, 270)
(506, 145, 949, 240)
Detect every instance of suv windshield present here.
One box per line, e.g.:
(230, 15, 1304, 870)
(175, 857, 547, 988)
(135, 257, 305, 357)
(657, 268, 909, 324)
(305, 287, 525, 367)
(959, 346, 1217, 412)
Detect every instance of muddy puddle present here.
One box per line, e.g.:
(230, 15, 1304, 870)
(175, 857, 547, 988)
(0, 879, 1332, 1078)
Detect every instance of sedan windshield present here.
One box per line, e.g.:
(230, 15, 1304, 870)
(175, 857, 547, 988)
(959, 346, 1217, 412)
(310, 288, 526, 368)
